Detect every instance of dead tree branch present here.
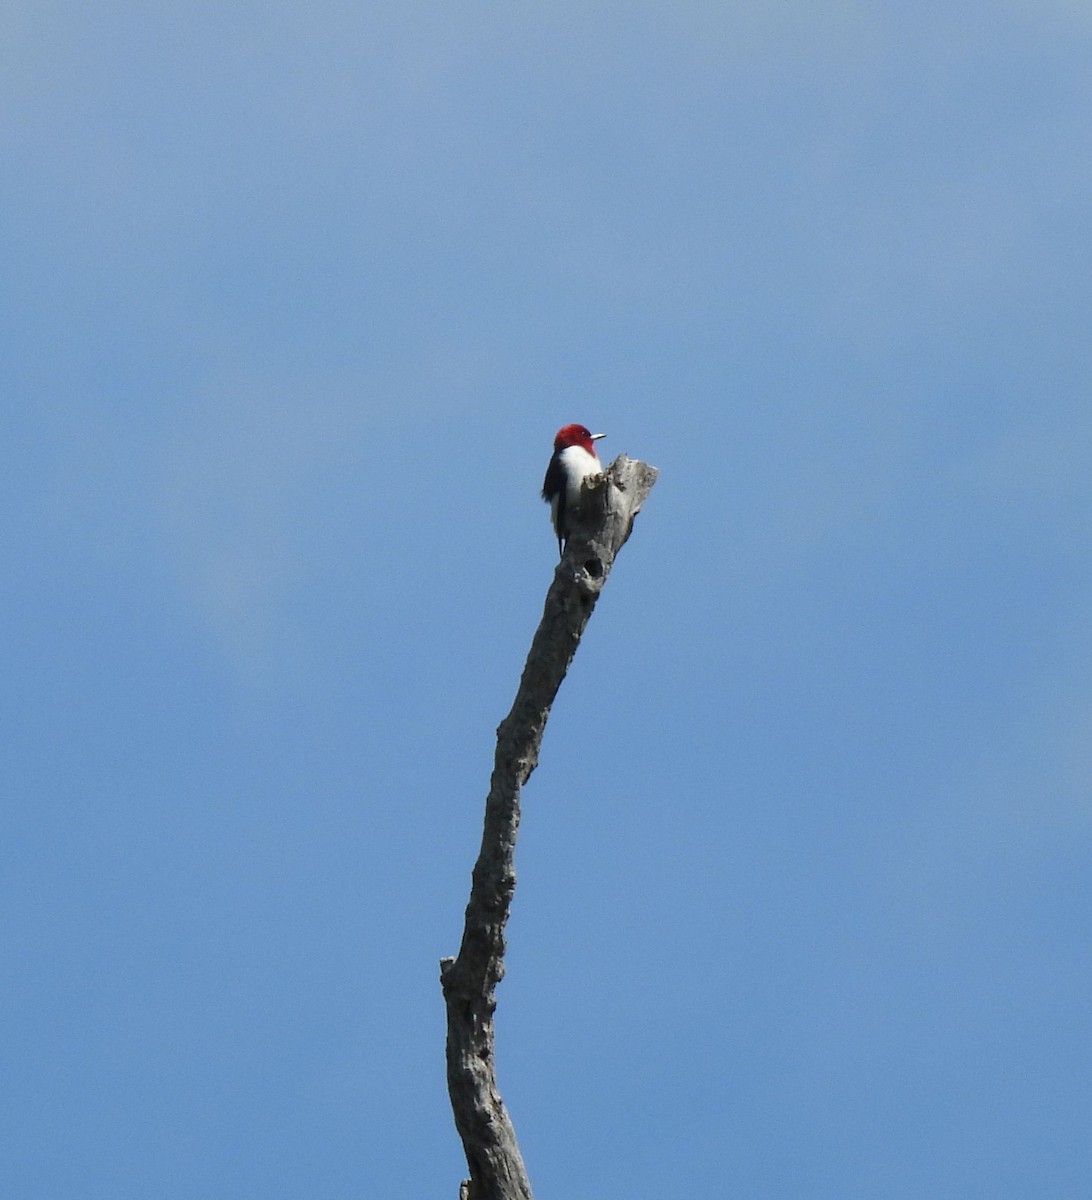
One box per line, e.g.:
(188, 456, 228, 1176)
(439, 454, 658, 1200)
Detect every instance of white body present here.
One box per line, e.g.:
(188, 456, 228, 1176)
(550, 444, 601, 528)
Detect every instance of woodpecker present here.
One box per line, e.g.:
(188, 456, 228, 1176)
(541, 423, 606, 556)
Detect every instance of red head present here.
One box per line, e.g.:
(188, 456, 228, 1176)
(552, 424, 606, 453)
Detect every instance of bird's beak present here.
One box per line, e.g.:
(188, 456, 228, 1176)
(591, 432, 606, 440)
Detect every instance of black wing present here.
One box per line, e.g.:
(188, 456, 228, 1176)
(542, 457, 567, 557)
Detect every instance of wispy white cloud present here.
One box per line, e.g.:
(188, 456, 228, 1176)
(154, 373, 376, 689)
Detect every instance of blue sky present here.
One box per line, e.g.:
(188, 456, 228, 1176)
(4, 3, 1092, 1197)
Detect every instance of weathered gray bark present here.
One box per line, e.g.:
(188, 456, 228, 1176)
(439, 455, 658, 1200)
